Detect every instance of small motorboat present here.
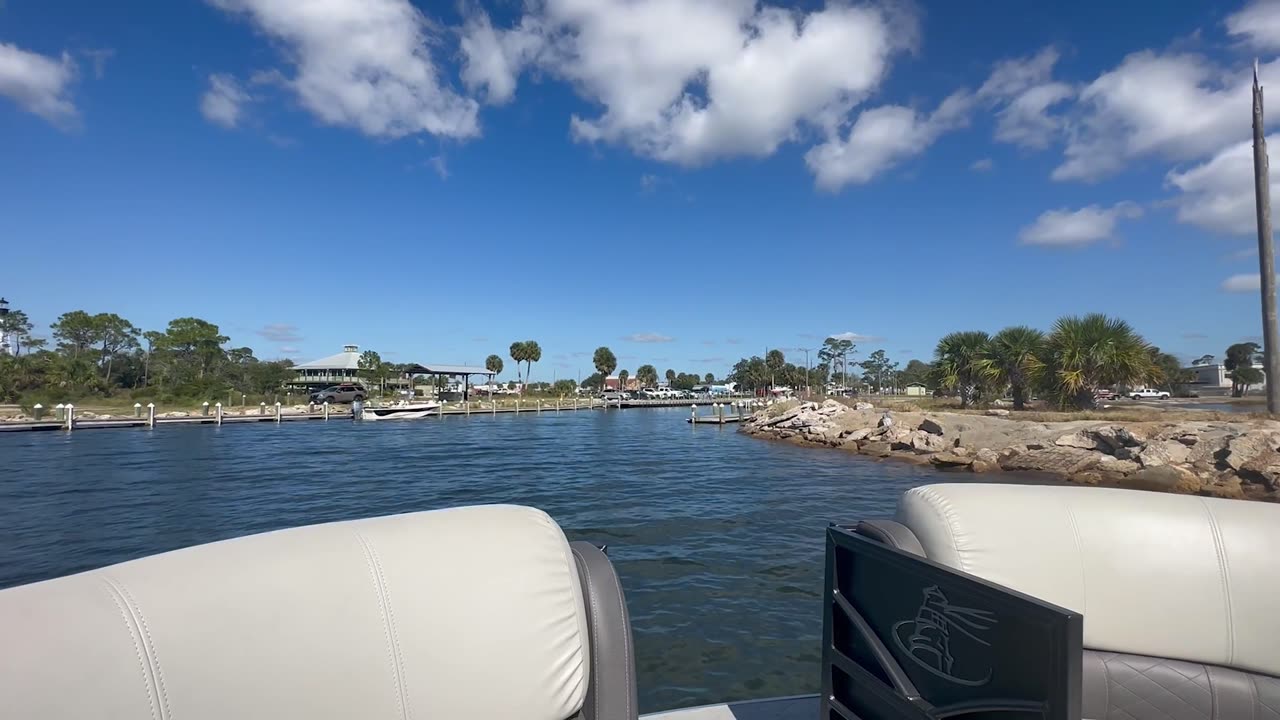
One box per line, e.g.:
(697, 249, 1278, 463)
(358, 400, 441, 420)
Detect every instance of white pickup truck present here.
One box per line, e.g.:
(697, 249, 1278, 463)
(1128, 388, 1171, 400)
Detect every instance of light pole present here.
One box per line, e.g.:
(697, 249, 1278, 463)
(799, 348, 812, 398)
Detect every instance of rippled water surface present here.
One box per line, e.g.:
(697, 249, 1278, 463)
(2, 408, 979, 712)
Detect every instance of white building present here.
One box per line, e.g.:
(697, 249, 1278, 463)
(291, 345, 364, 389)
(1183, 362, 1267, 388)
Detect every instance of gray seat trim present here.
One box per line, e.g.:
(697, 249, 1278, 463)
(570, 541, 639, 720)
(853, 519, 925, 556)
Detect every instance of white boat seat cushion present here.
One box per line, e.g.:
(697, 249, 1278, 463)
(0, 504, 591, 720)
(895, 484, 1280, 678)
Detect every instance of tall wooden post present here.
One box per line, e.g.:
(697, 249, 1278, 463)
(1252, 61, 1280, 414)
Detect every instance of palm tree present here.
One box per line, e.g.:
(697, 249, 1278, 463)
(933, 331, 991, 408)
(1040, 314, 1155, 409)
(509, 341, 527, 387)
(618, 369, 630, 390)
(593, 346, 617, 386)
(636, 364, 658, 388)
(523, 340, 541, 385)
(485, 354, 503, 378)
(981, 326, 1045, 410)
(665, 369, 676, 386)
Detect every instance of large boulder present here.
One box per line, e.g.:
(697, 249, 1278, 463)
(1124, 465, 1203, 495)
(931, 452, 974, 469)
(860, 441, 893, 458)
(1203, 477, 1246, 500)
(907, 432, 948, 454)
(1136, 440, 1191, 468)
(1000, 447, 1103, 474)
(918, 417, 946, 436)
(1090, 425, 1145, 453)
(841, 427, 876, 442)
(1054, 430, 1107, 452)
(1225, 432, 1279, 471)
(974, 448, 999, 464)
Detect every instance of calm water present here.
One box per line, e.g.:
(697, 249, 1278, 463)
(2, 408, 972, 712)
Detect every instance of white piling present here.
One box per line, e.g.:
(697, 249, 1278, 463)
(133, 402, 142, 419)
(691, 404, 697, 422)
(147, 402, 155, 428)
(274, 401, 282, 423)
(32, 403, 44, 421)
(537, 400, 542, 414)
(216, 402, 223, 426)
(65, 403, 75, 431)
(259, 402, 266, 416)
(202, 401, 210, 417)
(55, 403, 65, 422)
(323, 401, 330, 420)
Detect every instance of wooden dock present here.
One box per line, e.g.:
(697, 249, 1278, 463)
(0, 396, 766, 433)
(687, 414, 745, 425)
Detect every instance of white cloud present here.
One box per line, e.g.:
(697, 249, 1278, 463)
(200, 73, 250, 128)
(0, 42, 78, 125)
(1223, 273, 1264, 292)
(1053, 52, 1278, 181)
(623, 332, 674, 343)
(428, 155, 449, 179)
(640, 173, 660, 192)
(464, 0, 915, 168)
(978, 47, 1075, 150)
(209, 0, 478, 139)
(1226, 0, 1280, 50)
(1018, 202, 1143, 247)
(806, 91, 972, 190)
(256, 323, 302, 343)
(827, 331, 882, 343)
(971, 157, 994, 172)
(1166, 136, 1279, 236)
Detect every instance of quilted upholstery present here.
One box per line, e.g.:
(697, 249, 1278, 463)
(1082, 651, 1280, 720)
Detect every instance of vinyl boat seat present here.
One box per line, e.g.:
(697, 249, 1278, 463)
(855, 484, 1280, 720)
(0, 504, 639, 720)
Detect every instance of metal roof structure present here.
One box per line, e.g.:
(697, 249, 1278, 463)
(294, 345, 361, 370)
(401, 364, 495, 377)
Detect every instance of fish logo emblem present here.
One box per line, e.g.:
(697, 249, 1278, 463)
(891, 585, 997, 687)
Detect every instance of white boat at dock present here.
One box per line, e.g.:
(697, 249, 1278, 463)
(357, 400, 441, 420)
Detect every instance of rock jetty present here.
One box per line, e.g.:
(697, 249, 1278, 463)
(741, 399, 1280, 503)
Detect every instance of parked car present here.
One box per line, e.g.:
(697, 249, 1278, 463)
(1128, 388, 1170, 400)
(1093, 389, 1119, 401)
(310, 383, 367, 404)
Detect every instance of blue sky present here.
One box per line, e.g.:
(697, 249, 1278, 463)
(3, 0, 1280, 380)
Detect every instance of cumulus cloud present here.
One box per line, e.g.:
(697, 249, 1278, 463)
(806, 90, 973, 190)
(623, 332, 674, 343)
(0, 42, 78, 125)
(256, 323, 303, 343)
(1226, 0, 1280, 50)
(978, 47, 1075, 150)
(1018, 202, 1143, 247)
(208, 0, 478, 139)
(462, 0, 915, 170)
(827, 331, 882, 343)
(1053, 52, 1278, 181)
(1222, 273, 1264, 292)
(200, 73, 250, 128)
(1166, 136, 1279, 236)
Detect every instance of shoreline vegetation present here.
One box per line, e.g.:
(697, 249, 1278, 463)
(741, 398, 1280, 503)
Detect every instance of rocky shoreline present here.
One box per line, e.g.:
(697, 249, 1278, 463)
(741, 399, 1280, 503)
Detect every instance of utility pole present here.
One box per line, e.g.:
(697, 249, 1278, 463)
(1252, 60, 1280, 414)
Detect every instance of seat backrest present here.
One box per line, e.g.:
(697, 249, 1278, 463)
(895, 483, 1280, 678)
(0, 504, 591, 720)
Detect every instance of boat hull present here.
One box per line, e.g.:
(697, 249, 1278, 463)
(359, 403, 441, 420)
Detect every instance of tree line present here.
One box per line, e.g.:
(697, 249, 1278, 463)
(0, 309, 297, 403)
(932, 314, 1196, 410)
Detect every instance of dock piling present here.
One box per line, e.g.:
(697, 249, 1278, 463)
(259, 402, 266, 416)
(274, 402, 282, 423)
(32, 403, 43, 421)
(146, 403, 155, 428)
(65, 403, 75, 431)
(216, 402, 223, 426)
(133, 403, 142, 419)
(202, 401, 210, 417)
(323, 401, 330, 420)
(55, 403, 65, 422)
